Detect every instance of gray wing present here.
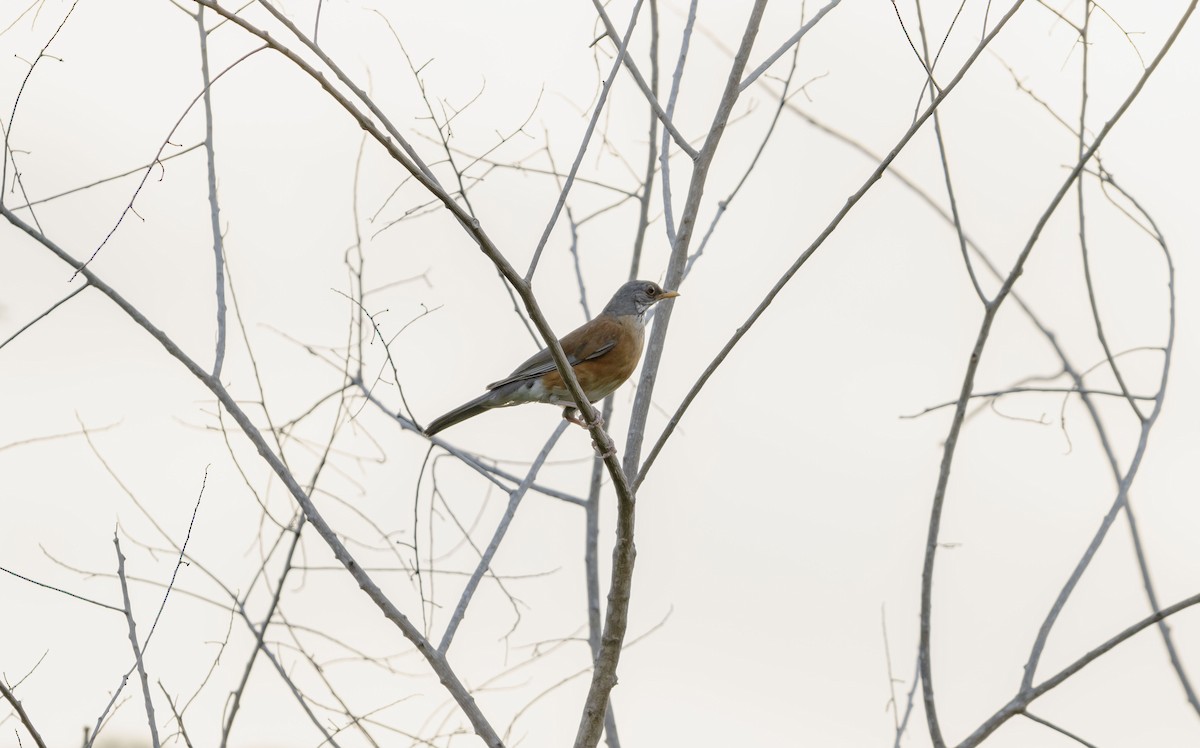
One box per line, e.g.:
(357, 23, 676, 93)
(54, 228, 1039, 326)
(486, 317, 618, 390)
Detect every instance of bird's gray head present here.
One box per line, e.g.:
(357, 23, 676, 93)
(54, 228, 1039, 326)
(602, 280, 680, 318)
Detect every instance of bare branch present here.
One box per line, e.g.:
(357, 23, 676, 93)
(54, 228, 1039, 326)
(196, 6, 227, 379)
(1020, 712, 1098, 748)
(0, 282, 88, 352)
(909, 0, 990, 304)
(526, 0, 647, 281)
(0, 677, 48, 748)
(738, 0, 842, 91)
(590, 0, 698, 160)
(577, 4, 770, 746)
(959, 589, 1200, 746)
(113, 534, 161, 748)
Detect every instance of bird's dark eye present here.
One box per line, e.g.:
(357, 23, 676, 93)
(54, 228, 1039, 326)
(645, 285, 657, 296)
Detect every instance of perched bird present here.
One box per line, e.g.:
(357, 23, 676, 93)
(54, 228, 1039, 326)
(423, 280, 679, 436)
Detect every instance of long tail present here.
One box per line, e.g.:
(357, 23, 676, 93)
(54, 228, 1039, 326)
(424, 392, 497, 436)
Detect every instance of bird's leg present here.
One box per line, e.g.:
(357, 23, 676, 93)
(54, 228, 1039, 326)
(562, 406, 605, 430)
(563, 408, 612, 458)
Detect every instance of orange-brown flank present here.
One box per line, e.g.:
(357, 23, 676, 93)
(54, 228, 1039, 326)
(540, 314, 645, 402)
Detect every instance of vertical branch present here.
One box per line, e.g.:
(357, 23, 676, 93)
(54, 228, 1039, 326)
(658, 0, 698, 248)
(628, 0, 661, 282)
(1073, 7, 1140, 419)
(911, 0, 989, 304)
(220, 516, 308, 747)
(622, 0, 768, 478)
(197, 6, 227, 379)
(583, 395, 619, 748)
(919, 317, 992, 748)
(114, 534, 161, 748)
(582, 7, 663, 745)
(176, 531, 340, 746)
(574, 9, 769, 748)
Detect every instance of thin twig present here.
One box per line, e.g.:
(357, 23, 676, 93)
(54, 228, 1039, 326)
(526, 0, 647, 281)
(1073, 6, 1142, 419)
(157, 682, 196, 748)
(1020, 711, 1098, 748)
(71, 43, 266, 279)
(900, 386, 1156, 418)
(0, 678, 47, 748)
(658, 0, 698, 247)
(0, 283, 88, 352)
(7, 143, 203, 211)
(114, 534, 161, 748)
(910, 0, 989, 304)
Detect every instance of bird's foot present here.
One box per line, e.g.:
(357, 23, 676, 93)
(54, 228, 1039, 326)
(562, 407, 604, 430)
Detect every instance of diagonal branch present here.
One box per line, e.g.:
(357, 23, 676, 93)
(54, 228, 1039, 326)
(0, 677, 48, 748)
(1, 207, 506, 747)
(114, 534, 161, 748)
(590, 0, 698, 160)
(958, 589, 1200, 746)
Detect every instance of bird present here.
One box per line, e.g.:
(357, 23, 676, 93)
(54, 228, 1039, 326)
(423, 280, 679, 437)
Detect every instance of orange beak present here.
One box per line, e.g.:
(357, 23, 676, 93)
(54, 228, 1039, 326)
(659, 290, 681, 299)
